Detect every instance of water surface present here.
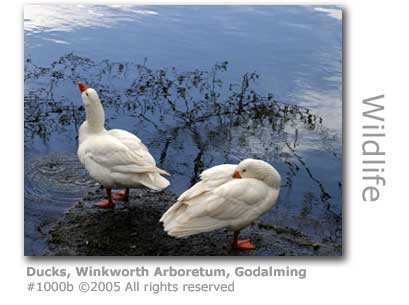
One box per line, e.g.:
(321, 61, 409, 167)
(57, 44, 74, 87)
(24, 5, 342, 256)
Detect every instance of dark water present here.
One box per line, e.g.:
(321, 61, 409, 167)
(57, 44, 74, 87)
(24, 5, 342, 255)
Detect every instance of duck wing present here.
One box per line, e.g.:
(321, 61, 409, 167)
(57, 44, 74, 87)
(161, 171, 276, 237)
(176, 164, 237, 202)
(83, 134, 169, 176)
(108, 129, 156, 166)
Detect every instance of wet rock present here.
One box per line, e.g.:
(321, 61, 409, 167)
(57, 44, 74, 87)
(47, 189, 341, 256)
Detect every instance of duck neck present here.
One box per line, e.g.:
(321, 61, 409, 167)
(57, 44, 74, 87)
(85, 101, 105, 133)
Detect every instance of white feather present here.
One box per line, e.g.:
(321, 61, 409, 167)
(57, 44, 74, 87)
(77, 87, 170, 191)
(161, 160, 280, 237)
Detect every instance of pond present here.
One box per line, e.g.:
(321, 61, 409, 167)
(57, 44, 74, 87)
(24, 5, 342, 256)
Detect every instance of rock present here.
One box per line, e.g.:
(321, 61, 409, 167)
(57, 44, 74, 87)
(47, 188, 341, 256)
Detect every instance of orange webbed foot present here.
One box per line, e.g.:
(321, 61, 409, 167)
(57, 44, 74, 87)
(95, 199, 115, 208)
(231, 239, 256, 250)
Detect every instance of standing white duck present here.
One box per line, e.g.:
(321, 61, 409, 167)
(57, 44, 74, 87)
(77, 81, 170, 208)
(160, 159, 281, 250)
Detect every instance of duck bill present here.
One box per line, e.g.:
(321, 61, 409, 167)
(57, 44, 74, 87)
(232, 171, 241, 179)
(78, 81, 88, 93)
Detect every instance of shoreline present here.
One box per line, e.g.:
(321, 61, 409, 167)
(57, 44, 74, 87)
(46, 188, 341, 256)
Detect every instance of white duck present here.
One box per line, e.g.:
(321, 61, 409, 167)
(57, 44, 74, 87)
(160, 159, 281, 250)
(77, 81, 170, 208)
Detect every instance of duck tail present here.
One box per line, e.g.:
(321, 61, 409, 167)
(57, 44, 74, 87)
(136, 172, 170, 191)
(155, 167, 170, 176)
(151, 173, 170, 190)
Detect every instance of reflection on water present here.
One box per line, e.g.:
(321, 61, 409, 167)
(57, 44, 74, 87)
(24, 5, 342, 255)
(24, 5, 159, 34)
(313, 7, 343, 20)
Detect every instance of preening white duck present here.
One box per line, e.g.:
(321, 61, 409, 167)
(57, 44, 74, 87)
(160, 159, 281, 250)
(77, 81, 170, 208)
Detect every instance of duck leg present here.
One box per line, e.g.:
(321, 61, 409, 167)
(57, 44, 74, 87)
(95, 188, 116, 208)
(231, 230, 256, 250)
(112, 188, 130, 200)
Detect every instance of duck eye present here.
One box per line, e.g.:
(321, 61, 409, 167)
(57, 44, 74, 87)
(86, 93, 89, 97)
(242, 169, 246, 173)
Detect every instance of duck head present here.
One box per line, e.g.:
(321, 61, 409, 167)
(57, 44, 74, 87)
(232, 158, 281, 189)
(78, 81, 105, 131)
(78, 81, 101, 107)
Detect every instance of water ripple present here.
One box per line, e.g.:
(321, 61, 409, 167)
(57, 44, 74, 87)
(25, 153, 98, 206)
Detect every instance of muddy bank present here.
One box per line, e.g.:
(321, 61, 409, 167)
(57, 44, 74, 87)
(47, 188, 341, 256)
